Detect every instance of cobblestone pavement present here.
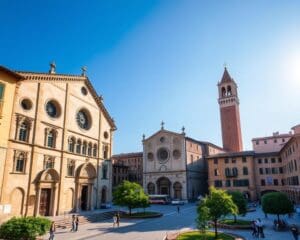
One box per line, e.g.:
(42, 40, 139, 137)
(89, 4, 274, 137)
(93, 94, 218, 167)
(42, 204, 300, 240)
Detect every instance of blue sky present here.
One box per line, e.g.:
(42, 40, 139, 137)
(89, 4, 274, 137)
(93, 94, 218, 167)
(1, 1, 300, 153)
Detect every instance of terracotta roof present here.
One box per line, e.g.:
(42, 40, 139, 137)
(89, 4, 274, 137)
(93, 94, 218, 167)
(0, 66, 24, 80)
(15, 70, 116, 130)
(185, 137, 224, 151)
(220, 67, 234, 84)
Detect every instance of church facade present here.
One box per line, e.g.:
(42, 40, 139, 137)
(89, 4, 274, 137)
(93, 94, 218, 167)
(142, 125, 223, 200)
(0, 64, 116, 218)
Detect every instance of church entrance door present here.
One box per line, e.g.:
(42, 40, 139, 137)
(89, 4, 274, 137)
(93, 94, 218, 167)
(81, 186, 88, 211)
(39, 188, 51, 216)
(156, 177, 171, 196)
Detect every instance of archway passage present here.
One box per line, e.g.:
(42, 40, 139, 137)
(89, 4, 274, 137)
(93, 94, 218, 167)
(147, 182, 155, 195)
(260, 189, 278, 197)
(76, 163, 97, 211)
(173, 182, 182, 199)
(156, 177, 171, 195)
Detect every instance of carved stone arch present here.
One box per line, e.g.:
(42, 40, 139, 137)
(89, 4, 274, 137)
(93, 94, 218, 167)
(10, 187, 25, 216)
(76, 162, 97, 179)
(39, 168, 60, 182)
(221, 87, 226, 97)
(227, 85, 232, 96)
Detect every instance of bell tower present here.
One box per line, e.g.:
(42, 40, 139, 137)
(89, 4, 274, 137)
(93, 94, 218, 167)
(218, 67, 243, 152)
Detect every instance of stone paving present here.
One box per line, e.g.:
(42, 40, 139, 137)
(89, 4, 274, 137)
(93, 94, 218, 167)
(41, 204, 300, 240)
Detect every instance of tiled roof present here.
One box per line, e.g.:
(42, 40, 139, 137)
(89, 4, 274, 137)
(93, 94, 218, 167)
(206, 150, 255, 159)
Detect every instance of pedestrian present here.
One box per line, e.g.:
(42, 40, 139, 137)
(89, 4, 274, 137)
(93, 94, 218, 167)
(75, 215, 79, 231)
(71, 214, 76, 232)
(177, 206, 180, 214)
(49, 221, 56, 240)
(116, 212, 120, 227)
(251, 220, 258, 237)
(113, 214, 117, 228)
(256, 218, 265, 238)
(291, 224, 299, 240)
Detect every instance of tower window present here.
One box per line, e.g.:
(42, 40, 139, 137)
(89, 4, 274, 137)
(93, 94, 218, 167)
(227, 85, 232, 96)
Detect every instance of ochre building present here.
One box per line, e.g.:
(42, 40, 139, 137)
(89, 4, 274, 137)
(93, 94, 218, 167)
(0, 64, 116, 218)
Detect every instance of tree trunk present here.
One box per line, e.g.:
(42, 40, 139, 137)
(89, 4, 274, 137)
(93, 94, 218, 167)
(214, 219, 218, 239)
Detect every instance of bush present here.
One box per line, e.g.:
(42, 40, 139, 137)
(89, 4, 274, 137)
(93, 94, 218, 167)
(0, 216, 51, 240)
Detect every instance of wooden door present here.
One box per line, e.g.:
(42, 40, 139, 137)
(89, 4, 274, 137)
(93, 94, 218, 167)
(39, 189, 51, 216)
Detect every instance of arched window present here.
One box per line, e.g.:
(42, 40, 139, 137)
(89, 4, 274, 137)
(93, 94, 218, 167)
(227, 86, 232, 96)
(19, 122, 29, 142)
(103, 145, 109, 159)
(46, 129, 56, 148)
(102, 163, 108, 179)
(15, 152, 26, 173)
(232, 167, 238, 176)
(68, 137, 75, 152)
(93, 144, 97, 157)
(82, 141, 87, 155)
(76, 139, 81, 154)
(67, 159, 75, 176)
(221, 87, 226, 97)
(243, 167, 248, 175)
(44, 156, 55, 169)
(87, 142, 92, 156)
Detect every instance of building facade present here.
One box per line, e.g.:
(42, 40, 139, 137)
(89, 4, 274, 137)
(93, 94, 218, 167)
(0, 64, 116, 218)
(111, 152, 143, 187)
(143, 125, 223, 200)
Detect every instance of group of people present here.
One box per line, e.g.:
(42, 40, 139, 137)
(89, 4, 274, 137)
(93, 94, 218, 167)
(113, 213, 121, 227)
(251, 218, 265, 238)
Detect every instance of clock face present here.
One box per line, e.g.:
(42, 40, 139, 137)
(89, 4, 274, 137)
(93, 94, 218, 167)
(77, 110, 89, 129)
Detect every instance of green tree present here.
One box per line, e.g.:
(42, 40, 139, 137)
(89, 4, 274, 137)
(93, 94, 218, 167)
(197, 187, 238, 239)
(113, 180, 149, 215)
(228, 191, 247, 222)
(196, 204, 210, 234)
(262, 192, 294, 221)
(139, 194, 150, 213)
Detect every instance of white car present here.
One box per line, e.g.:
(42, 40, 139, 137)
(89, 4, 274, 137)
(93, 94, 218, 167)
(171, 199, 185, 205)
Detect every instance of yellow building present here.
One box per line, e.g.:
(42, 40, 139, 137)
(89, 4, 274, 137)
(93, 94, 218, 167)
(0, 64, 116, 218)
(0, 66, 24, 216)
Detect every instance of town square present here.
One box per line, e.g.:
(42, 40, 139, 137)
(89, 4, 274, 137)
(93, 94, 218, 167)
(0, 1, 300, 240)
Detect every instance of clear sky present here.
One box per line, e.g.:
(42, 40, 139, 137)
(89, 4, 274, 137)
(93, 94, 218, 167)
(1, 1, 300, 153)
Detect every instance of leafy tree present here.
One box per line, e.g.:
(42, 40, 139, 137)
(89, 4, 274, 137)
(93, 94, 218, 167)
(139, 194, 150, 213)
(196, 204, 210, 234)
(0, 216, 51, 240)
(262, 192, 294, 221)
(197, 187, 238, 239)
(228, 191, 247, 222)
(113, 180, 149, 215)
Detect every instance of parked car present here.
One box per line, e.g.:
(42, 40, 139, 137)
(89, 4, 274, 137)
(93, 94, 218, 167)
(171, 199, 185, 205)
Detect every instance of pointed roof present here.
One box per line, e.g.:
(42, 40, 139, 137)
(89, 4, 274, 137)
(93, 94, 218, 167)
(220, 67, 234, 83)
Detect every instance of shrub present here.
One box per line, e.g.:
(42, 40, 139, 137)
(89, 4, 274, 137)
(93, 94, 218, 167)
(0, 216, 51, 240)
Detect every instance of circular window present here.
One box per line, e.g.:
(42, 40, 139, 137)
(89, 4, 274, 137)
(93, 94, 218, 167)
(76, 109, 91, 130)
(157, 148, 169, 163)
(160, 137, 165, 143)
(46, 100, 61, 118)
(104, 131, 109, 139)
(173, 149, 181, 159)
(81, 87, 88, 96)
(21, 99, 32, 110)
(147, 152, 154, 161)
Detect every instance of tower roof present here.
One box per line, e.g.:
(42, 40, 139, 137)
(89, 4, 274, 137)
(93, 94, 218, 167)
(220, 67, 234, 83)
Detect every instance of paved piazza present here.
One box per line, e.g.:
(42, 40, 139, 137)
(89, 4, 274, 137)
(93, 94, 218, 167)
(43, 203, 300, 240)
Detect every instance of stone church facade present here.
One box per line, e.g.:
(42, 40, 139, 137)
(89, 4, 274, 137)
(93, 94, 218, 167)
(143, 125, 223, 200)
(0, 64, 116, 218)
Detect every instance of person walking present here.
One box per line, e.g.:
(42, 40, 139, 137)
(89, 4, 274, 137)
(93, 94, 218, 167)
(75, 215, 79, 231)
(177, 206, 180, 214)
(71, 214, 76, 232)
(251, 220, 258, 237)
(116, 212, 120, 227)
(256, 218, 265, 238)
(291, 224, 299, 240)
(113, 214, 117, 228)
(49, 221, 56, 240)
